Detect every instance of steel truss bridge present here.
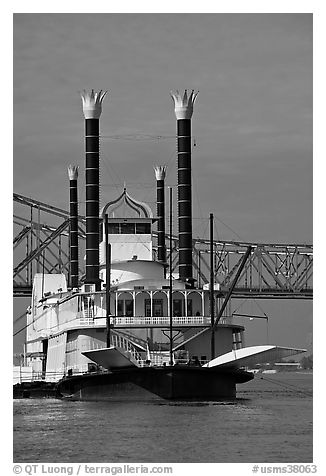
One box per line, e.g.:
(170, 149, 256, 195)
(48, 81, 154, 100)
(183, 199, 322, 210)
(13, 193, 313, 300)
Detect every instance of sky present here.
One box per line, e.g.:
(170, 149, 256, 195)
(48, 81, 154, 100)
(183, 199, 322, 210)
(12, 13, 313, 355)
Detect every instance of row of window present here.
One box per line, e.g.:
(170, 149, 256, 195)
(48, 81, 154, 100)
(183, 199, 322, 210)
(117, 299, 194, 317)
(102, 222, 152, 235)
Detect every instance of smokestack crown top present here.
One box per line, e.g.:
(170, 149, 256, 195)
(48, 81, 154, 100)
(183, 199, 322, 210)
(67, 165, 79, 180)
(80, 89, 107, 119)
(154, 165, 167, 181)
(171, 89, 198, 120)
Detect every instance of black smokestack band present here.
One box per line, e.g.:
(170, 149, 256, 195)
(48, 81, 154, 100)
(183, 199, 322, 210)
(157, 179, 166, 262)
(177, 118, 193, 281)
(80, 90, 107, 290)
(85, 118, 100, 288)
(171, 90, 198, 284)
(68, 166, 79, 289)
(154, 166, 167, 263)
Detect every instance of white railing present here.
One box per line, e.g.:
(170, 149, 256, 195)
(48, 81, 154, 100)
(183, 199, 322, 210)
(13, 369, 64, 384)
(111, 334, 143, 362)
(78, 317, 100, 326)
(63, 315, 217, 330)
(53, 314, 226, 334)
(113, 316, 212, 326)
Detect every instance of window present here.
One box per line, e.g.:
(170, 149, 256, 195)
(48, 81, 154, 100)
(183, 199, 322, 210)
(107, 222, 150, 234)
(108, 223, 120, 234)
(173, 300, 182, 317)
(145, 300, 151, 317)
(117, 299, 134, 316)
(153, 300, 163, 317)
(125, 300, 133, 317)
(120, 223, 135, 234)
(117, 300, 124, 316)
(172, 299, 193, 316)
(232, 331, 243, 350)
(145, 299, 163, 317)
(136, 223, 151, 234)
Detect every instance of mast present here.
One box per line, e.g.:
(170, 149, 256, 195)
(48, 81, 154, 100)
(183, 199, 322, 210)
(80, 89, 107, 290)
(169, 186, 173, 366)
(212, 246, 252, 330)
(104, 214, 111, 347)
(210, 213, 215, 360)
(171, 89, 198, 286)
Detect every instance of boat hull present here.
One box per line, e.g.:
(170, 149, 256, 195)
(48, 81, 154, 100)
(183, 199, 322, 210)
(57, 366, 254, 401)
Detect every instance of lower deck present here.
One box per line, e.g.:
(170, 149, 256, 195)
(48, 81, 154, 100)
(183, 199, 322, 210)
(23, 322, 245, 384)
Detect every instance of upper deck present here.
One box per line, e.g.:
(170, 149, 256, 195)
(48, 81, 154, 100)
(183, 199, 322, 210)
(27, 287, 243, 341)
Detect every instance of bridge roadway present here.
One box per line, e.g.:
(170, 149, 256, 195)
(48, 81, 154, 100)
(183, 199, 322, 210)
(13, 284, 313, 299)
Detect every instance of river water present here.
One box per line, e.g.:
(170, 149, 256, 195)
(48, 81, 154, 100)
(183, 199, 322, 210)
(13, 372, 312, 463)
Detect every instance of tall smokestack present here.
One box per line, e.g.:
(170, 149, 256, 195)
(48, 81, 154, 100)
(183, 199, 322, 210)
(154, 165, 167, 263)
(80, 89, 107, 290)
(67, 165, 79, 289)
(171, 89, 198, 284)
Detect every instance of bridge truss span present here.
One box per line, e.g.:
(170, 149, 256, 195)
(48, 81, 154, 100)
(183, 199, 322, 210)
(192, 240, 313, 299)
(13, 193, 312, 299)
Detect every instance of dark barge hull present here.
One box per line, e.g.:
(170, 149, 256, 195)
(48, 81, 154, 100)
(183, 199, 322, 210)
(56, 366, 254, 401)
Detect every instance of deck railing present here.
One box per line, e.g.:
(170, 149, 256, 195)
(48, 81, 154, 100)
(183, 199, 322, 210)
(76, 315, 216, 327)
(113, 315, 212, 326)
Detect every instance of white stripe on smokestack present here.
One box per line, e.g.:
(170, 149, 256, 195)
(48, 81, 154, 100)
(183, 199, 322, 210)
(171, 89, 198, 285)
(80, 89, 107, 290)
(67, 165, 79, 289)
(154, 165, 167, 264)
